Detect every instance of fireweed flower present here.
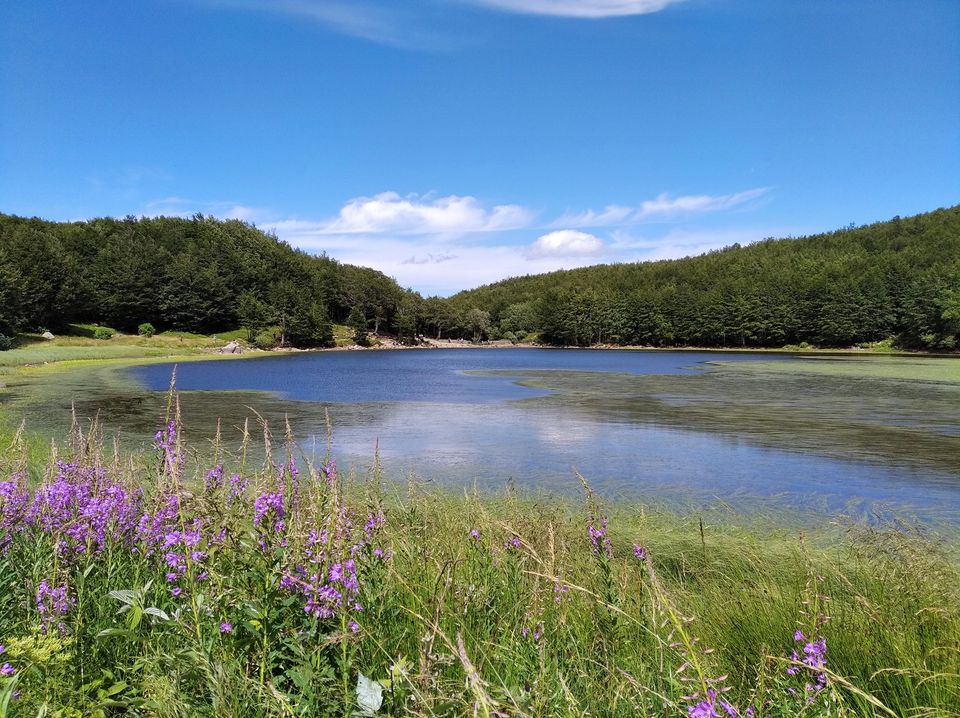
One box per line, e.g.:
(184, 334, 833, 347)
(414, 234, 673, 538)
(587, 517, 612, 558)
(321, 459, 337, 487)
(226, 474, 249, 506)
(687, 689, 720, 718)
(1, 473, 33, 553)
(253, 490, 284, 529)
(786, 630, 829, 694)
(204, 464, 224, 492)
(154, 420, 183, 477)
(36, 579, 74, 632)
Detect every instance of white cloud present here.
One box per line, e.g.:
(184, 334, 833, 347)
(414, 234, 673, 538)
(139, 186, 783, 295)
(555, 187, 771, 228)
(466, 0, 684, 18)
(527, 229, 604, 258)
(553, 204, 633, 227)
(271, 192, 533, 238)
(635, 187, 770, 220)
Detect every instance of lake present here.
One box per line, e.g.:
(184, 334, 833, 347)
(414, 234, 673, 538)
(124, 348, 960, 522)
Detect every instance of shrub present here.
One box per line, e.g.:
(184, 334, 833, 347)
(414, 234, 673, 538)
(0, 334, 13, 351)
(137, 322, 156, 338)
(93, 327, 114, 341)
(253, 328, 280, 350)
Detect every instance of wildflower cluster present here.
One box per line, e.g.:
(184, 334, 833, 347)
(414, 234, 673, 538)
(787, 630, 829, 700)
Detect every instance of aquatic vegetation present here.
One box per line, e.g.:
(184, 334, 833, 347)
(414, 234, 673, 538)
(0, 407, 957, 717)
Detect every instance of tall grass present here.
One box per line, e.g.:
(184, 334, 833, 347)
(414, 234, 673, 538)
(0, 399, 957, 717)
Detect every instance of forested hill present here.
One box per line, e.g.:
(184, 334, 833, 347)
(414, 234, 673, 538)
(450, 206, 960, 350)
(2, 207, 959, 351)
(0, 213, 420, 346)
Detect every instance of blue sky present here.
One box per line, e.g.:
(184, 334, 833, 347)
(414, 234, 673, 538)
(1, 0, 958, 295)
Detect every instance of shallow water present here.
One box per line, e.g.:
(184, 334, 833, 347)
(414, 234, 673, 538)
(113, 349, 960, 522)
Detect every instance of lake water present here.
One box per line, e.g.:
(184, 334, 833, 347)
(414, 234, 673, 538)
(128, 349, 960, 522)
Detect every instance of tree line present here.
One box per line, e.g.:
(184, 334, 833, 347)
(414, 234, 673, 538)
(0, 213, 426, 348)
(450, 206, 960, 350)
(1, 206, 959, 350)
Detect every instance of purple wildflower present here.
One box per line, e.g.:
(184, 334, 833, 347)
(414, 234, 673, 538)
(219, 622, 233, 634)
(0, 663, 12, 677)
(588, 518, 613, 558)
(36, 579, 74, 629)
(321, 459, 337, 487)
(204, 464, 224, 492)
(633, 544, 647, 560)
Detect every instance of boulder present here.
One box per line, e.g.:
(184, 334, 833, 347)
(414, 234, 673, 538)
(220, 341, 242, 354)
(41, 331, 55, 340)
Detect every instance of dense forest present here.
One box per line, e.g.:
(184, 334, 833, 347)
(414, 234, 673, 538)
(451, 205, 960, 350)
(0, 213, 423, 348)
(1, 206, 959, 350)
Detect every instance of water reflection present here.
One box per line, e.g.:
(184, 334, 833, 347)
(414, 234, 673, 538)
(4, 349, 958, 522)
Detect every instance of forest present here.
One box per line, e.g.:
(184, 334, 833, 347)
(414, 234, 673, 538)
(452, 205, 960, 350)
(1, 206, 959, 350)
(0, 213, 419, 348)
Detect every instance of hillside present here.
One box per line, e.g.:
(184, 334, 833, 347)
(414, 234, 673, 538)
(450, 206, 960, 349)
(0, 214, 420, 347)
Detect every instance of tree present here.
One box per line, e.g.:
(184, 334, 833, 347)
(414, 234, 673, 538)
(499, 301, 538, 338)
(347, 306, 369, 346)
(465, 308, 491, 343)
(237, 292, 271, 343)
(288, 301, 335, 348)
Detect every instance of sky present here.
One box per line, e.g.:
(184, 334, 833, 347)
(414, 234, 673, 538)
(1, 0, 958, 296)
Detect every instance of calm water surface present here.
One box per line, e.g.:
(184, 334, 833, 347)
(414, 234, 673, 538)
(129, 349, 959, 520)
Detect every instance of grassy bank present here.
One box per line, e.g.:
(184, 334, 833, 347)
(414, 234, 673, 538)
(0, 404, 957, 717)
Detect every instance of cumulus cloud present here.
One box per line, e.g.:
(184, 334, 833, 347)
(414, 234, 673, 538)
(527, 229, 604, 258)
(466, 0, 685, 18)
(272, 192, 533, 238)
(554, 187, 770, 228)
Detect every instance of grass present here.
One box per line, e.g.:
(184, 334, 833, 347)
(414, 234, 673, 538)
(717, 354, 960, 383)
(0, 403, 957, 717)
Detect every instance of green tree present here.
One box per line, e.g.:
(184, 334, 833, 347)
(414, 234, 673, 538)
(465, 308, 491, 343)
(288, 301, 335, 348)
(347, 306, 369, 346)
(237, 292, 271, 343)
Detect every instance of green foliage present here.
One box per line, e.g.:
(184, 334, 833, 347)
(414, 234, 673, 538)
(465, 307, 491, 342)
(451, 206, 960, 349)
(288, 302, 335, 348)
(346, 306, 369, 346)
(137, 322, 156, 338)
(0, 335, 12, 351)
(237, 292, 271, 343)
(253, 327, 281, 350)
(0, 213, 420, 338)
(92, 327, 114, 341)
(0, 423, 957, 717)
(3, 207, 960, 349)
